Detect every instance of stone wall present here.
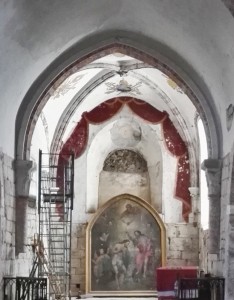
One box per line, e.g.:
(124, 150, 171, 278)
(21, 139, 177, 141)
(199, 228, 209, 273)
(166, 223, 199, 266)
(220, 151, 234, 299)
(220, 153, 232, 269)
(70, 223, 87, 296)
(14, 203, 37, 277)
(198, 228, 220, 275)
(0, 150, 16, 296)
(0, 151, 37, 300)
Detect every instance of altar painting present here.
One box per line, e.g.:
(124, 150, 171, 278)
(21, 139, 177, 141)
(86, 194, 165, 296)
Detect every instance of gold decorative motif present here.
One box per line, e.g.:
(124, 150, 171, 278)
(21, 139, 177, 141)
(162, 74, 183, 94)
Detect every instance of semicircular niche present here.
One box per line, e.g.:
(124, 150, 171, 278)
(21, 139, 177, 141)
(99, 149, 150, 208)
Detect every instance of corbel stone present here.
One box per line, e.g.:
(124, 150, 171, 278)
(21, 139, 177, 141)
(188, 187, 200, 224)
(202, 159, 222, 254)
(14, 159, 33, 255)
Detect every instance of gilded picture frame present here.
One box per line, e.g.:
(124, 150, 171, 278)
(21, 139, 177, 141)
(86, 194, 166, 296)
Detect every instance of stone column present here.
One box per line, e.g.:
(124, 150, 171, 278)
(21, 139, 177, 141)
(188, 187, 200, 224)
(202, 159, 222, 254)
(14, 159, 33, 255)
(223, 152, 234, 299)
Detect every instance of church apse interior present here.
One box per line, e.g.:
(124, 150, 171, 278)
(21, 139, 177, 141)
(1, 1, 234, 300)
(9, 46, 218, 299)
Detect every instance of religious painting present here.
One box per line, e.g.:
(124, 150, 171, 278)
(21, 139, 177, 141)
(86, 194, 166, 296)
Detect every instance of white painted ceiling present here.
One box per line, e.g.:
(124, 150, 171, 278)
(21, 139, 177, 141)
(35, 53, 197, 153)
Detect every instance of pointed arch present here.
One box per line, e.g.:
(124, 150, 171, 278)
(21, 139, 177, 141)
(15, 32, 221, 161)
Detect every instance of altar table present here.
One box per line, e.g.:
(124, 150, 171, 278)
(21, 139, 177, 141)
(156, 266, 198, 299)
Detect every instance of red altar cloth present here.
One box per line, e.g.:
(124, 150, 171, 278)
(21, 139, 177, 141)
(157, 266, 198, 292)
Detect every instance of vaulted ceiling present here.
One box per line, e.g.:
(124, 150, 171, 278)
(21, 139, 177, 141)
(1, 0, 234, 158)
(32, 52, 197, 156)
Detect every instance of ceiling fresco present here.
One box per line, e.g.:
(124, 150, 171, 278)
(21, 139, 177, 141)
(34, 53, 197, 152)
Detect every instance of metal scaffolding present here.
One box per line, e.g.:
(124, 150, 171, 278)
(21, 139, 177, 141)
(38, 150, 74, 299)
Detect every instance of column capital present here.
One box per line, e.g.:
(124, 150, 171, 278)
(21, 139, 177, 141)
(14, 159, 34, 197)
(201, 159, 222, 198)
(201, 158, 222, 172)
(188, 187, 199, 198)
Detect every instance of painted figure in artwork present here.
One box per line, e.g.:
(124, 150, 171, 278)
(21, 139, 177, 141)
(111, 239, 130, 289)
(92, 248, 112, 284)
(126, 230, 153, 280)
(120, 203, 140, 226)
(90, 196, 163, 293)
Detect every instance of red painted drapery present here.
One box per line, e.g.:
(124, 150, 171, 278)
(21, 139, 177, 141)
(58, 97, 191, 222)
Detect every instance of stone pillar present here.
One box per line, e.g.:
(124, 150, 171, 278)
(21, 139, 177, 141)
(188, 187, 200, 224)
(14, 159, 33, 255)
(223, 152, 234, 299)
(202, 159, 222, 254)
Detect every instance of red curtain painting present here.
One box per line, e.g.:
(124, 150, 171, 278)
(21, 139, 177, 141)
(58, 97, 191, 222)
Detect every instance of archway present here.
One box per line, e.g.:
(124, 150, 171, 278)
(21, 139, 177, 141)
(13, 34, 222, 295)
(15, 35, 221, 161)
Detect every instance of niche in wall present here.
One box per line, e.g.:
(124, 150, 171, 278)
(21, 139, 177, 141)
(99, 149, 151, 207)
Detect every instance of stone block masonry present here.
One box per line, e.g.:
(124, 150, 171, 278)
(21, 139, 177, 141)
(221, 151, 234, 299)
(0, 150, 38, 300)
(0, 150, 16, 298)
(70, 223, 87, 296)
(166, 223, 199, 266)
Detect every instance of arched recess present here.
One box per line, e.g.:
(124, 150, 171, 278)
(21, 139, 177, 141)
(85, 114, 163, 214)
(100, 150, 151, 208)
(58, 97, 191, 222)
(86, 193, 166, 295)
(15, 32, 221, 161)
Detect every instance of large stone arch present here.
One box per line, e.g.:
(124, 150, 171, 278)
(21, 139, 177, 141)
(15, 31, 221, 161)
(14, 32, 221, 254)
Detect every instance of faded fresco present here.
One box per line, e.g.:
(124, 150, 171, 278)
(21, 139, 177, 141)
(89, 197, 162, 294)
